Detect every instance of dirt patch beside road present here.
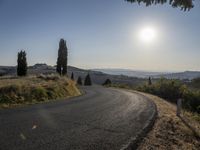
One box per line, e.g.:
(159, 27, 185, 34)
(136, 92, 200, 150)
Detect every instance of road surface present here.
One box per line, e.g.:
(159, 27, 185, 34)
(0, 86, 156, 150)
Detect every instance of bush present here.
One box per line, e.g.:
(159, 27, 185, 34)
(138, 78, 183, 103)
(102, 79, 112, 86)
(137, 78, 200, 114)
(31, 87, 48, 101)
(182, 90, 200, 114)
(77, 76, 82, 85)
(190, 77, 200, 89)
(37, 74, 60, 81)
(0, 85, 21, 103)
(84, 74, 92, 86)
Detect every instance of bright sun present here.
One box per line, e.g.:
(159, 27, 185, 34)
(139, 27, 156, 43)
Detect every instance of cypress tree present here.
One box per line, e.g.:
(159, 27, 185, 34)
(103, 79, 112, 86)
(77, 76, 82, 85)
(56, 39, 68, 76)
(71, 72, 74, 80)
(84, 74, 92, 86)
(17, 50, 27, 76)
(148, 77, 152, 85)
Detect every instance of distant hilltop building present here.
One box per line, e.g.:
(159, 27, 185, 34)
(33, 63, 48, 68)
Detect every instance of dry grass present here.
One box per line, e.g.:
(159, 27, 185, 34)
(0, 75, 81, 108)
(136, 92, 200, 150)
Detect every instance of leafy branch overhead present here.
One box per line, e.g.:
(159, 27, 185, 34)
(125, 0, 194, 11)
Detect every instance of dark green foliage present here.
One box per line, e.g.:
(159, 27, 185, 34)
(71, 72, 74, 80)
(137, 78, 200, 114)
(182, 90, 200, 114)
(17, 50, 27, 76)
(103, 79, 112, 86)
(84, 74, 92, 86)
(125, 0, 194, 11)
(148, 77, 152, 85)
(190, 78, 200, 89)
(56, 39, 68, 76)
(138, 78, 183, 103)
(31, 87, 48, 101)
(77, 76, 82, 85)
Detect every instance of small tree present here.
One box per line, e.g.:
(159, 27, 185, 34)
(84, 74, 92, 86)
(71, 72, 74, 80)
(103, 79, 112, 86)
(148, 77, 152, 85)
(77, 76, 82, 85)
(17, 50, 27, 76)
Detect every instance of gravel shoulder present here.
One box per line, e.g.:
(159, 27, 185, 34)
(135, 92, 200, 150)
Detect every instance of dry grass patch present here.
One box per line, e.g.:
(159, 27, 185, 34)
(136, 92, 200, 150)
(0, 75, 81, 108)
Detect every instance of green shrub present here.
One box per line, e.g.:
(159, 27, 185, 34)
(0, 85, 21, 103)
(37, 74, 60, 81)
(137, 78, 200, 114)
(31, 87, 48, 101)
(182, 90, 200, 113)
(138, 78, 184, 103)
(102, 79, 112, 86)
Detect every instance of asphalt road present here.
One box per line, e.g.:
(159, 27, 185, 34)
(0, 86, 156, 150)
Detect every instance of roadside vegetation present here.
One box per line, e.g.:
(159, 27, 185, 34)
(137, 78, 200, 115)
(108, 77, 200, 116)
(0, 75, 81, 108)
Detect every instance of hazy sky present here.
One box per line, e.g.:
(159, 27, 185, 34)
(0, 0, 200, 71)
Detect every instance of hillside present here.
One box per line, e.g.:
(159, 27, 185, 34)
(93, 68, 165, 78)
(153, 71, 200, 80)
(0, 64, 146, 86)
(93, 69, 200, 80)
(0, 75, 81, 108)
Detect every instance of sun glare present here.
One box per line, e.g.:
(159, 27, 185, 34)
(139, 27, 156, 43)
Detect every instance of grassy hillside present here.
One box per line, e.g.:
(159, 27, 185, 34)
(137, 92, 200, 150)
(0, 75, 81, 108)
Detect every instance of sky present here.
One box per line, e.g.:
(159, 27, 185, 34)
(0, 0, 200, 72)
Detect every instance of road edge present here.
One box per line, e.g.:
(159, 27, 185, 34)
(119, 90, 158, 150)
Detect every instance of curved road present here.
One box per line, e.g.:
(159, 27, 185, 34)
(0, 86, 156, 150)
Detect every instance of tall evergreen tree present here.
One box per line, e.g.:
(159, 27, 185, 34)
(17, 50, 27, 76)
(71, 72, 74, 80)
(148, 77, 152, 85)
(84, 74, 92, 86)
(103, 79, 112, 86)
(56, 39, 68, 76)
(77, 76, 82, 85)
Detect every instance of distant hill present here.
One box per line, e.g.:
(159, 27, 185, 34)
(93, 69, 200, 80)
(0, 66, 16, 76)
(1, 65, 199, 84)
(0, 64, 146, 86)
(153, 71, 200, 80)
(93, 69, 167, 78)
